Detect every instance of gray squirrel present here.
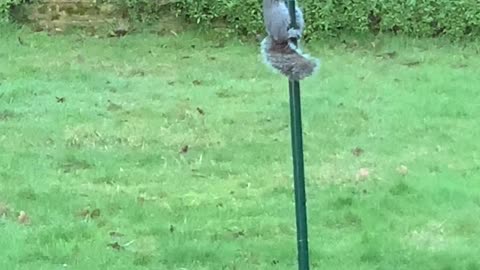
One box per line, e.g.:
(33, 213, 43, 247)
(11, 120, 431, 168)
(261, 0, 319, 81)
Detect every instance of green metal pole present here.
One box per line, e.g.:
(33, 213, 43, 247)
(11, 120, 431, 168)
(287, 1, 310, 270)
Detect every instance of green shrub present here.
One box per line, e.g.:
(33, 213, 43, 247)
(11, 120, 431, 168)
(175, 0, 480, 39)
(174, 0, 261, 36)
(3, 0, 480, 39)
(0, 0, 23, 22)
(103, 0, 180, 22)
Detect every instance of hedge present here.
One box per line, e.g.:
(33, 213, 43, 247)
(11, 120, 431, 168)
(0, 0, 178, 22)
(175, 0, 480, 40)
(0, 0, 21, 21)
(3, 0, 480, 39)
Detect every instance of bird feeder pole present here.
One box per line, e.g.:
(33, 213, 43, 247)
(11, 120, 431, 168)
(287, 0, 310, 269)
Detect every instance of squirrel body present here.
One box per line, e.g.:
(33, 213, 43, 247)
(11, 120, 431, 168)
(261, 0, 319, 81)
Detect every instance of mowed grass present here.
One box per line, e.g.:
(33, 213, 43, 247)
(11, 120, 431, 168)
(1, 23, 480, 269)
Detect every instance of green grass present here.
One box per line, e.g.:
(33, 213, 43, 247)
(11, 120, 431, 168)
(1, 23, 480, 269)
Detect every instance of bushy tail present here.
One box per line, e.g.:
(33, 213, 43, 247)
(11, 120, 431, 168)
(261, 37, 319, 81)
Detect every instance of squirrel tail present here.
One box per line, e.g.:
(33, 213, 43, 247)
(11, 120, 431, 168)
(261, 36, 319, 81)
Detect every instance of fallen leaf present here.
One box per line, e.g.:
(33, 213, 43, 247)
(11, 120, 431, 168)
(137, 195, 145, 205)
(108, 28, 128, 37)
(356, 168, 370, 181)
(90, 208, 101, 219)
(18, 211, 30, 225)
(352, 147, 364, 157)
(192, 80, 202, 86)
(79, 208, 90, 218)
(107, 100, 122, 111)
(109, 231, 125, 237)
(233, 230, 245, 238)
(401, 60, 421, 67)
(375, 51, 397, 59)
(397, 165, 409, 176)
(17, 36, 25, 46)
(180, 145, 189, 154)
(107, 242, 124, 251)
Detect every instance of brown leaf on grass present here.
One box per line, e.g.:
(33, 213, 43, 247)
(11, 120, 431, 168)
(137, 195, 145, 205)
(17, 36, 25, 46)
(180, 145, 189, 154)
(90, 208, 101, 219)
(397, 165, 409, 176)
(18, 211, 30, 225)
(79, 208, 90, 218)
(356, 168, 370, 181)
(196, 107, 205, 115)
(137, 193, 158, 205)
(375, 51, 397, 59)
(107, 100, 122, 112)
(401, 60, 421, 67)
(78, 208, 101, 219)
(109, 231, 125, 237)
(232, 230, 245, 238)
(352, 147, 364, 157)
(192, 80, 202, 86)
(111, 28, 128, 37)
(107, 241, 124, 251)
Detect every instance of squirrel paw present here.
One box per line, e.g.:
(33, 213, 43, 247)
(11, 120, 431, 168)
(288, 28, 302, 40)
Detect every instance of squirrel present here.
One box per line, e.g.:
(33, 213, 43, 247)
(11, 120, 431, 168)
(261, 0, 319, 81)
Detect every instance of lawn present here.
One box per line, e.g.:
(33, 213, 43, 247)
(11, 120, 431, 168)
(1, 23, 480, 269)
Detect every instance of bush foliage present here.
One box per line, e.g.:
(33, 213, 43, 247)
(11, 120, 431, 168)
(175, 0, 480, 39)
(104, 0, 179, 22)
(3, 0, 480, 39)
(0, 0, 22, 21)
